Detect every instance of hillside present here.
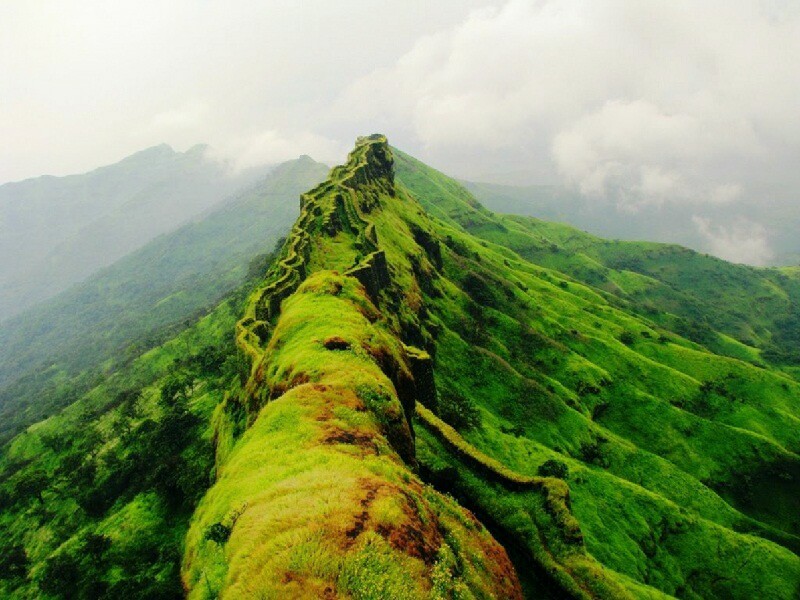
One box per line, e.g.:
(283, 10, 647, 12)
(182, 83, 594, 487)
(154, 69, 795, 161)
(466, 180, 800, 268)
(402, 154, 800, 370)
(0, 144, 268, 321)
(0, 156, 328, 444)
(1, 136, 798, 599)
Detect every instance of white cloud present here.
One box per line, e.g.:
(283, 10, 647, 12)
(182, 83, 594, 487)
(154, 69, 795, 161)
(342, 0, 800, 202)
(3, 0, 800, 257)
(551, 99, 755, 208)
(693, 216, 773, 266)
(149, 100, 209, 131)
(207, 130, 346, 174)
(0, 0, 489, 181)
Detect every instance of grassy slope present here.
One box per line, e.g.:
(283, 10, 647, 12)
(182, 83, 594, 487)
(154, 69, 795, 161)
(465, 181, 800, 368)
(464, 179, 800, 268)
(395, 148, 800, 598)
(0, 157, 328, 444)
(0, 144, 260, 321)
(1, 137, 798, 599)
(0, 292, 243, 598)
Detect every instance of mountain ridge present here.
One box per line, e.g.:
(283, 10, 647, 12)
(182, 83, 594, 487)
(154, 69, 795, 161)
(0, 155, 328, 443)
(0, 135, 798, 599)
(0, 143, 270, 321)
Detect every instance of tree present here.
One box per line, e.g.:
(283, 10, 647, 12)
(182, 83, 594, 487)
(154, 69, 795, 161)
(38, 553, 81, 598)
(82, 533, 112, 559)
(13, 469, 48, 505)
(204, 522, 232, 545)
(538, 459, 569, 479)
(159, 373, 192, 406)
(0, 543, 28, 580)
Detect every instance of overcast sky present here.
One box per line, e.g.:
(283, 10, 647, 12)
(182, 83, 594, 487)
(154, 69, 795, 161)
(3, 1, 800, 263)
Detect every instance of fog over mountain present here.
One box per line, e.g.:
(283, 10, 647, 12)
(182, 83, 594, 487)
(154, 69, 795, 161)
(0, 155, 327, 442)
(3, 1, 800, 266)
(4, 4, 800, 596)
(0, 145, 268, 320)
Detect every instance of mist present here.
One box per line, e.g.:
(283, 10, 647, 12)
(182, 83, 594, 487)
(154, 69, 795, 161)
(3, 0, 800, 265)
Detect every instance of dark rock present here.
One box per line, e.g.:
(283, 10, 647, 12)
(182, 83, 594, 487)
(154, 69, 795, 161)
(323, 336, 350, 351)
(347, 250, 390, 301)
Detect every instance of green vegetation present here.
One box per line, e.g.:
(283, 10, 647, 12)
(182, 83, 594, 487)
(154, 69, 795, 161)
(464, 179, 800, 268)
(2, 135, 799, 598)
(0, 156, 328, 444)
(457, 173, 800, 368)
(0, 143, 262, 321)
(184, 136, 521, 598)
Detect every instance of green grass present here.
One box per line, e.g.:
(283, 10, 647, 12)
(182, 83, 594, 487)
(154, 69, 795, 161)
(0, 156, 328, 444)
(2, 135, 799, 599)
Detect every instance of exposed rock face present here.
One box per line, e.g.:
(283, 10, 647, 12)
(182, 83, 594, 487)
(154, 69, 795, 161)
(406, 346, 438, 413)
(410, 222, 443, 271)
(323, 335, 350, 350)
(347, 249, 390, 301)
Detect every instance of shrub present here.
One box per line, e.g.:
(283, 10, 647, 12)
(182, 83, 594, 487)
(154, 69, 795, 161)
(204, 522, 232, 545)
(578, 438, 610, 468)
(0, 542, 28, 581)
(82, 533, 112, 558)
(12, 469, 48, 505)
(538, 459, 569, 479)
(38, 553, 82, 598)
(437, 391, 481, 431)
(159, 372, 193, 406)
(619, 331, 636, 346)
(576, 381, 601, 397)
(462, 272, 496, 307)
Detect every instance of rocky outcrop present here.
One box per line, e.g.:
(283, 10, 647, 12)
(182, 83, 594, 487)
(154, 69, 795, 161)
(347, 250, 390, 301)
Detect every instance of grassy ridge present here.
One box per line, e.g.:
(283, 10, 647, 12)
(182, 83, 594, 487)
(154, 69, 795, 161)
(184, 137, 523, 598)
(185, 272, 520, 598)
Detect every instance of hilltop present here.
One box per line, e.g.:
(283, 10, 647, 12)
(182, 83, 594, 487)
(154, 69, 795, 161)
(0, 136, 798, 598)
(465, 179, 800, 268)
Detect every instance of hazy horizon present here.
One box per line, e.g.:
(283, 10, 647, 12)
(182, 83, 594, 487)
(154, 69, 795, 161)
(3, 1, 800, 265)
(3, 8, 800, 597)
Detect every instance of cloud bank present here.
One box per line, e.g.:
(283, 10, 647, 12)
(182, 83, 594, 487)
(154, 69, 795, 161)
(692, 216, 774, 266)
(3, 1, 800, 264)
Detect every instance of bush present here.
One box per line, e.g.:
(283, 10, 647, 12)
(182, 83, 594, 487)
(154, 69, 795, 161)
(578, 438, 610, 468)
(619, 331, 636, 346)
(12, 469, 48, 505)
(159, 373, 193, 406)
(463, 272, 496, 307)
(38, 553, 82, 598)
(437, 391, 481, 430)
(187, 345, 228, 376)
(538, 459, 569, 479)
(0, 543, 28, 580)
(82, 533, 112, 558)
(204, 522, 232, 545)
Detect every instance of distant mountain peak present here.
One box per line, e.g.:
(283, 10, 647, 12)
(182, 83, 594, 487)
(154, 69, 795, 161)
(126, 142, 176, 160)
(185, 143, 210, 157)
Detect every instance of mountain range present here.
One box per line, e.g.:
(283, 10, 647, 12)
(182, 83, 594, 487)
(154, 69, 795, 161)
(0, 136, 797, 599)
(0, 144, 272, 321)
(465, 181, 800, 267)
(0, 154, 328, 443)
